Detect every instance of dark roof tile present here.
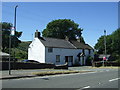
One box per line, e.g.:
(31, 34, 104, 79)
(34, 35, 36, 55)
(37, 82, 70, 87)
(70, 41, 93, 49)
(39, 37, 76, 49)
(39, 37, 93, 50)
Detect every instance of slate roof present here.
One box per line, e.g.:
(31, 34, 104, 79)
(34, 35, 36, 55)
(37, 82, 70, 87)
(84, 44, 93, 50)
(70, 41, 93, 49)
(39, 37, 76, 49)
(39, 37, 93, 50)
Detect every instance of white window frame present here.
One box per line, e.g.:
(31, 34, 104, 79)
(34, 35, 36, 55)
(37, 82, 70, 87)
(48, 47, 53, 53)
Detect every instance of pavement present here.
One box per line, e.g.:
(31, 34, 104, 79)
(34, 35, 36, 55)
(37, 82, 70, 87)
(0, 66, 119, 80)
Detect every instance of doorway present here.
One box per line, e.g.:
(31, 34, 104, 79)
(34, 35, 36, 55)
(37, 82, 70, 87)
(65, 56, 73, 66)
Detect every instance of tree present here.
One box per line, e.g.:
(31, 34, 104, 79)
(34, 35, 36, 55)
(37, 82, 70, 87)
(94, 28, 120, 60)
(1, 22, 22, 52)
(86, 56, 93, 66)
(94, 36, 105, 54)
(42, 19, 84, 42)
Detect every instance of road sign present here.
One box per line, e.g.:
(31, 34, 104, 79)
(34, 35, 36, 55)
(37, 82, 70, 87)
(11, 27, 15, 36)
(103, 57, 106, 60)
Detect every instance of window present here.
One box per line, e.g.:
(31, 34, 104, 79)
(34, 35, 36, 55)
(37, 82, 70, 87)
(88, 49, 91, 54)
(56, 55, 60, 62)
(48, 48, 53, 53)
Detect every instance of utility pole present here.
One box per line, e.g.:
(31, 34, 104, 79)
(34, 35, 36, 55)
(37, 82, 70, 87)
(13, 5, 18, 60)
(8, 5, 18, 75)
(104, 30, 107, 59)
(9, 31, 11, 75)
(103, 30, 107, 67)
(14, 5, 18, 31)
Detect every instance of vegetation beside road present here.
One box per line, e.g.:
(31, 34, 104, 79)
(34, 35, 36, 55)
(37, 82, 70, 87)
(90, 66, 119, 69)
(94, 28, 120, 62)
(32, 70, 92, 76)
(14, 41, 31, 60)
(1, 22, 30, 60)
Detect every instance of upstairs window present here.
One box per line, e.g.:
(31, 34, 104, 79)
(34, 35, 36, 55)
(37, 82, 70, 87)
(89, 49, 91, 54)
(48, 48, 53, 53)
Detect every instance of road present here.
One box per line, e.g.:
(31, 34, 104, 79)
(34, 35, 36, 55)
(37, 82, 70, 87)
(2, 68, 119, 89)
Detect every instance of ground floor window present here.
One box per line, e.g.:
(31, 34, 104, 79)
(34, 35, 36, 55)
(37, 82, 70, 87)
(56, 55, 60, 62)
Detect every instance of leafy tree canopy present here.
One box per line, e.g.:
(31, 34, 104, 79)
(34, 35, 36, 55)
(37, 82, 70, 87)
(42, 19, 84, 42)
(94, 28, 120, 59)
(1, 22, 22, 52)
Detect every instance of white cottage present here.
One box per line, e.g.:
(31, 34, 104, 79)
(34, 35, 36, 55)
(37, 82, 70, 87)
(28, 30, 94, 66)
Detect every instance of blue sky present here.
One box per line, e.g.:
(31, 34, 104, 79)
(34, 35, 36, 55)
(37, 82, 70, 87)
(2, 2, 118, 47)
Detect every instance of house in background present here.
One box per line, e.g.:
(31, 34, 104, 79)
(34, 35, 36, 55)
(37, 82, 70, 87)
(28, 30, 94, 66)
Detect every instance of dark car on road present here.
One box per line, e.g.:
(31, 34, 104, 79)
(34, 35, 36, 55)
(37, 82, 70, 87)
(22, 60, 40, 63)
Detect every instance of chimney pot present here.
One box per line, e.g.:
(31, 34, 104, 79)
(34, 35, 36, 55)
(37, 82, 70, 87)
(35, 30, 41, 38)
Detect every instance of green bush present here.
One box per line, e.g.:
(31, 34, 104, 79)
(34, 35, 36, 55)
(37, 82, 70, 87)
(115, 58, 120, 63)
(86, 56, 93, 66)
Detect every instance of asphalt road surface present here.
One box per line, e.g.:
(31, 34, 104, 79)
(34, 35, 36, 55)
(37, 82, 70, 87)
(2, 68, 119, 89)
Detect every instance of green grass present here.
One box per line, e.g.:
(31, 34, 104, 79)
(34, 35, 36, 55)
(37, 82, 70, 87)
(32, 70, 92, 76)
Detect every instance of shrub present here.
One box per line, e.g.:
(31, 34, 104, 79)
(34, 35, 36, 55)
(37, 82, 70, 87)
(86, 56, 93, 66)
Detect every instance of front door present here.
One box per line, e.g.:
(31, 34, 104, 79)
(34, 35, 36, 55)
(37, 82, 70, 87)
(65, 56, 73, 66)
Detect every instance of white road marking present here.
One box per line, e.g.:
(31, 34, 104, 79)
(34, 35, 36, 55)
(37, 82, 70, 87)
(77, 86, 90, 90)
(109, 78, 120, 82)
(82, 86, 91, 89)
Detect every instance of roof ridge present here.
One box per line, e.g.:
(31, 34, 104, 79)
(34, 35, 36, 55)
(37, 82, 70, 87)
(67, 41, 77, 49)
(43, 37, 66, 41)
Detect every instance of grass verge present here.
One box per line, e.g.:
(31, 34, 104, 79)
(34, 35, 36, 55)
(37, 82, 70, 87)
(90, 66, 120, 69)
(32, 70, 92, 76)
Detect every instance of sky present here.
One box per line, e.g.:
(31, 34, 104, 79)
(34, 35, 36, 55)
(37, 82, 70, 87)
(2, 2, 118, 47)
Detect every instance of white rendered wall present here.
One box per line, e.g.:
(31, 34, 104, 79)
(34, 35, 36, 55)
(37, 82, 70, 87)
(28, 38, 45, 63)
(90, 50, 94, 58)
(28, 38, 94, 66)
(45, 47, 82, 65)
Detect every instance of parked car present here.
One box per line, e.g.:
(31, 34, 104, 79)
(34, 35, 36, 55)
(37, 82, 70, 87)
(22, 60, 40, 63)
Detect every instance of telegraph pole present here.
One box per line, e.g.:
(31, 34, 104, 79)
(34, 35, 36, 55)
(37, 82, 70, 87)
(9, 31, 11, 75)
(104, 30, 107, 59)
(103, 30, 107, 67)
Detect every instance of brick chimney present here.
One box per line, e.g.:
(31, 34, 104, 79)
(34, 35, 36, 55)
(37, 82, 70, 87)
(35, 30, 41, 38)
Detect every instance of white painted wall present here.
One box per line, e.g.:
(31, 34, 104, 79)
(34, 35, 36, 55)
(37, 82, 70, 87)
(28, 38, 45, 63)
(45, 47, 82, 65)
(28, 38, 94, 66)
(90, 50, 94, 58)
